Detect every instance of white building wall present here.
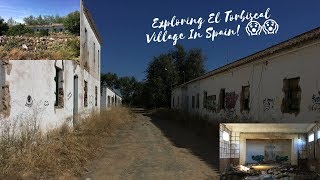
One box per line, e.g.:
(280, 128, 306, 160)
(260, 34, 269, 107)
(0, 63, 4, 112)
(100, 86, 123, 110)
(80, 1, 101, 81)
(0, 60, 99, 131)
(172, 40, 320, 123)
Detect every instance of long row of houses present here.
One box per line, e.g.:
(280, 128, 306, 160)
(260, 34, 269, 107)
(0, 0, 121, 132)
(172, 27, 320, 124)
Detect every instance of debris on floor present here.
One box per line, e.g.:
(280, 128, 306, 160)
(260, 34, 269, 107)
(220, 164, 320, 180)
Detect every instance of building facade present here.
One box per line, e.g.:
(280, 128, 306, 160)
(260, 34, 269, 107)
(101, 86, 122, 109)
(172, 28, 320, 123)
(27, 24, 64, 33)
(0, 0, 102, 131)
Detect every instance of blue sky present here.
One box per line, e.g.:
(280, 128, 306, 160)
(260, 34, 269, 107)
(84, 0, 320, 81)
(0, 0, 79, 23)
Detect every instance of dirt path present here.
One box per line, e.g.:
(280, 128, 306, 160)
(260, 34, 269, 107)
(82, 110, 220, 180)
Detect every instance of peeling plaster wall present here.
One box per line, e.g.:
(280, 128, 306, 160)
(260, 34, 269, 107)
(101, 86, 116, 109)
(80, 0, 101, 80)
(246, 139, 292, 164)
(101, 87, 122, 109)
(172, 41, 320, 123)
(0, 62, 4, 116)
(239, 133, 300, 165)
(0, 60, 100, 132)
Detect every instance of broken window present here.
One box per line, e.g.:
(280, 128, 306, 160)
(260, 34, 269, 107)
(203, 91, 208, 108)
(107, 95, 111, 107)
(98, 49, 100, 71)
(93, 42, 96, 64)
(309, 133, 314, 142)
(282, 78, 301, 114)
(308, 133, 315, 159)
(196, 93, 199, 108)
(241, 85, 250, 111)
(95, 86, 97, 106)
(206, 95, 217, 112)
(172, 97, 175, 107)
(84, 81, 88, 107)
(177, 96, 180, 107)
(222, 131, 230, 141)
(219, 88, 225, 110)
(192, 96, 195, 108)
(54, 66, 64, 108)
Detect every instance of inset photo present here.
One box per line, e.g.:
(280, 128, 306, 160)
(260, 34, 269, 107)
(220, 123, 320, 180)
(0, 0, 79, 60)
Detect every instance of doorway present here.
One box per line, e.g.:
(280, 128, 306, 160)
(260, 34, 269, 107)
(73, 75, 78, 126)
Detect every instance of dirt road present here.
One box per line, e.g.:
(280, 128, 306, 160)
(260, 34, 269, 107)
(82, 110, 220, 180)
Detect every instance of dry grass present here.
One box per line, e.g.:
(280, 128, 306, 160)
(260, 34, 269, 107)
(0, 48, 79, 60)
(0, 35, 80, 60)
(0, 107, 134, 179)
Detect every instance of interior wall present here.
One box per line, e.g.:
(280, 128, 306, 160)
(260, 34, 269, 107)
(240, 133, 300, 165)
(246, 139, 292, 164)
(307, 124, 320, 172)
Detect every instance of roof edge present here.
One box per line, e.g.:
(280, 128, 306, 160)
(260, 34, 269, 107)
(174, 27, 320, 89)
(82, 2, 103, 44)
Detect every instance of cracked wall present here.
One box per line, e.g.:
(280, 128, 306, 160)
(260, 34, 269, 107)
(0, 62, 10, 118)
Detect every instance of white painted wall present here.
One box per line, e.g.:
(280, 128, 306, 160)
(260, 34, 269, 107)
(239, 133, 300, 165)
(0, 0, 102, 132)
(80, 0, 101, 81)
(0, 63, 4, 111)
(0, 60, 100, 131)
(101, 86, 122, 110)
(172, 40, 320, 123)
(245, 139, 292, 164)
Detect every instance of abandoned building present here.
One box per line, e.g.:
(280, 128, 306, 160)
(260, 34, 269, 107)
(27, 23, 64, 33)
(101, 85, 122, 109)
(0, 0, 102, 131)
(171, 27, 320, 123)
(220, 123, 320, 179)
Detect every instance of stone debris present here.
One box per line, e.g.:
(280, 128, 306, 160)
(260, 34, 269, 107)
(22, 44, 28, 50)
(221, 164, 320, 180)
(0, 34, 79, 52)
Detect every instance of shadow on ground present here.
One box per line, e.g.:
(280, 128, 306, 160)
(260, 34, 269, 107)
(135, 109, 220, 171)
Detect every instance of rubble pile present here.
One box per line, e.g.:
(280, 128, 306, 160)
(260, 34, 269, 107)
(221, 164, 320, 180)
(0, 33, 80, 60)
(0, 35, 79, 52)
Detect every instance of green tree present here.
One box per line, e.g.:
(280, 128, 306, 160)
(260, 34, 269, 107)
(0, 17, 9, 35)
(144, 54, 178, 108)
(63, 11, 80, 35)
(184, 48, 206, 81)
(171, 44, 206, 85)
(101, 72, 119, 88)
(143, 45, 206, 108)
(6, 24, 33, 36)
(118, 76, 141, 105)
(23, 15, 36, 25)
(24, 15, 65, 25)
(7, 17, 18, 27)
(171, 44, 187, 84)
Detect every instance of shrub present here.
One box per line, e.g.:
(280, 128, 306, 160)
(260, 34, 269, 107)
(37, 29, 49, 36)
(0, 18, 9, 36)
(3, 38, 20, 51)
(6, 24, 33, 36)
(63, 11, 80, 35)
